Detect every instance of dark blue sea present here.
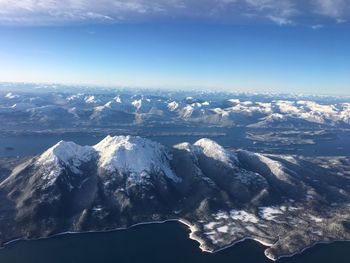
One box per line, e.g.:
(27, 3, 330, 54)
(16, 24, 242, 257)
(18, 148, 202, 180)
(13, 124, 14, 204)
(1, 222, 350, 263)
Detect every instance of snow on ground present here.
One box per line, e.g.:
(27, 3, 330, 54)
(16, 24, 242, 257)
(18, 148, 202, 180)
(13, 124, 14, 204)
(37, 140, 95, 172)
(205, 222, 219, 230)
(259, 206, 284, 221)
(36, 140, 96, 186)
(132, 99, 142, 110)
(217, 226, 229, 233)
(168, 101, 179, 111)
(211, 107, 229, 117)
(37, 135, 184, 186)
(242, 150, 292, 183)
(194, 138, 238, 165)
(94, 135, 181, 183)
(85, 95, 98, 104)
(4, 92, 19, 99)
(180, 105, 194, 118)
(202, 209, 266, 245)
(214, 211, 230, 220)
(309, 215, 323, 223)
(230, 210, 259, 223)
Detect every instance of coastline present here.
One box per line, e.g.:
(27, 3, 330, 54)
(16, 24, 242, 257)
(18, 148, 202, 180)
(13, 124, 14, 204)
(1, 218, 349, 261)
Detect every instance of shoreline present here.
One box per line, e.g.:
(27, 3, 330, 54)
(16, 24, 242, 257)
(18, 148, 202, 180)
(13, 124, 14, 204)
(269, 239, 350, 261)
(1, 219, 349, 261)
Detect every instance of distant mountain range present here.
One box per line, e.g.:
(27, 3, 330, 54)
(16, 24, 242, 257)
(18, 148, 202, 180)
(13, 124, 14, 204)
(1, 135, 350, 260)
(1, 88, 350, 130)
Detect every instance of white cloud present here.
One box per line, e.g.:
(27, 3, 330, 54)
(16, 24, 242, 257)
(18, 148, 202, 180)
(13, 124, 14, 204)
(0, 0, 348, 26)
(0, 0, 168, 24)
(267, 15, 294, 25)
(309, 24, 324, 29)
(245, 0, 297, 17)
(241, 0, 297, 25)
(313, 0, 346, 18)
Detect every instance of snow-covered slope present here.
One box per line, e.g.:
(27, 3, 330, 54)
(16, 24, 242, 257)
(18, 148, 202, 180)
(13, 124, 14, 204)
(37, 141, 95, 170)
(36, 141, 96, 186)
(34, 136, 182, 184)
(194, 138, 238, 166)
(237, 150, 293, 183)
(94, 135, 181, 182)
(2, 89, 350, 128)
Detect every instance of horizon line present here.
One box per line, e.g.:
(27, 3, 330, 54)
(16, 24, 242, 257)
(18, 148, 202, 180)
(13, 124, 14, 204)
(1, 81, 350, 98)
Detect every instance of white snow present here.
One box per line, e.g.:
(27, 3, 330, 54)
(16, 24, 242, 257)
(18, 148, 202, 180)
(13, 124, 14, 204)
(259, 207, 284, 221)
(230, 210, 259, 223)
(214, 211, 230, 220)
(211, 108, 229, 117)
(5, 92, 19, 99)
(85, 95, 98, 104)
(298, 101, 337, 114)
(308, 215, 323, 223)
(217, 226, 229, 233)
(168, 101, 179, 111)
(241, 101, 253, 105)
(10, 103, 35, 111)
(204, 222, 219, 230)
(114, 95, 122, 103)
(67, 93, 84, 102)
(194, 138, 238, 165)
(132, 99, 142, 110)
(180, 105, 194, 118)
(276, 100, 299, 114)
(266, 113, 285, 120)
(258, 154, 288, 179)
(94, 135, 181, 183)
(36, 141, 96, 186)
(241, 150, 291, 182)
(36, 135, 183, 186)
(227, 98, 240, 104)
(37, 141, 95, 170)
(173, 142, 195, 152)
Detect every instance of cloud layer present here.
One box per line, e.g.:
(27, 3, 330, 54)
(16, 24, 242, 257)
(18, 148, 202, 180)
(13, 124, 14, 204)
(0, 0, 349, 26)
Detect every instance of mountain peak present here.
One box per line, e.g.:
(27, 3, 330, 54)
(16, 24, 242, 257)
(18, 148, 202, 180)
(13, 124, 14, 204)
(36, 140, 95, 170)
(34, 140, 96, 188)
(194, 138, 238, 166)
(93, 135, 181, 182)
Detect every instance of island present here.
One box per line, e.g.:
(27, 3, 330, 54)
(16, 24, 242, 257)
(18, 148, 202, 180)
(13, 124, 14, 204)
(0, 135, 350, 261)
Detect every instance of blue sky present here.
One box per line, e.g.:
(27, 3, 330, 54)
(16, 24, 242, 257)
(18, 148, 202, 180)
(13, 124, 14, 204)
(0, 0, 349, 94)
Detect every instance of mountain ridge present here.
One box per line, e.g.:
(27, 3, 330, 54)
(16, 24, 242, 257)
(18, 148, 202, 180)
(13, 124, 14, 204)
(1, 135, 350, 261)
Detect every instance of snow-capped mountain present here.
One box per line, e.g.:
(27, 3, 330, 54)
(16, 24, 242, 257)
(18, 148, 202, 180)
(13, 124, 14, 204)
(93, 135, 181, 183)
(1, 87, 349, 129)
(35, 141, 97, 187)
(1, 135, 350, 260)
(194, 138, 238, 166)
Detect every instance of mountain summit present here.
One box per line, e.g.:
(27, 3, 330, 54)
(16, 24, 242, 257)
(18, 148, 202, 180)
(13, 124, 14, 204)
(1, 136, 350, 261)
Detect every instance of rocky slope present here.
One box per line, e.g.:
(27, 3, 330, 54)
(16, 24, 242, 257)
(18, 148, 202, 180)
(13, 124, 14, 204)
(1, 136, 350, 260)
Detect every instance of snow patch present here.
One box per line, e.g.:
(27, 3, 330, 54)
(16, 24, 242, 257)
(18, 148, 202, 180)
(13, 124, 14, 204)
(230, 210, 259, 223)
(5, 92, 19, 99)
(259, 206, 284, 221)
(168, 101, 179, 111)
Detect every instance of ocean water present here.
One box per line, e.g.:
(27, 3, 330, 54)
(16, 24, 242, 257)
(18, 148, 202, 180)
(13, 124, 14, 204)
(0, 222, 350, 263)
(1, 128, 350, 157)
